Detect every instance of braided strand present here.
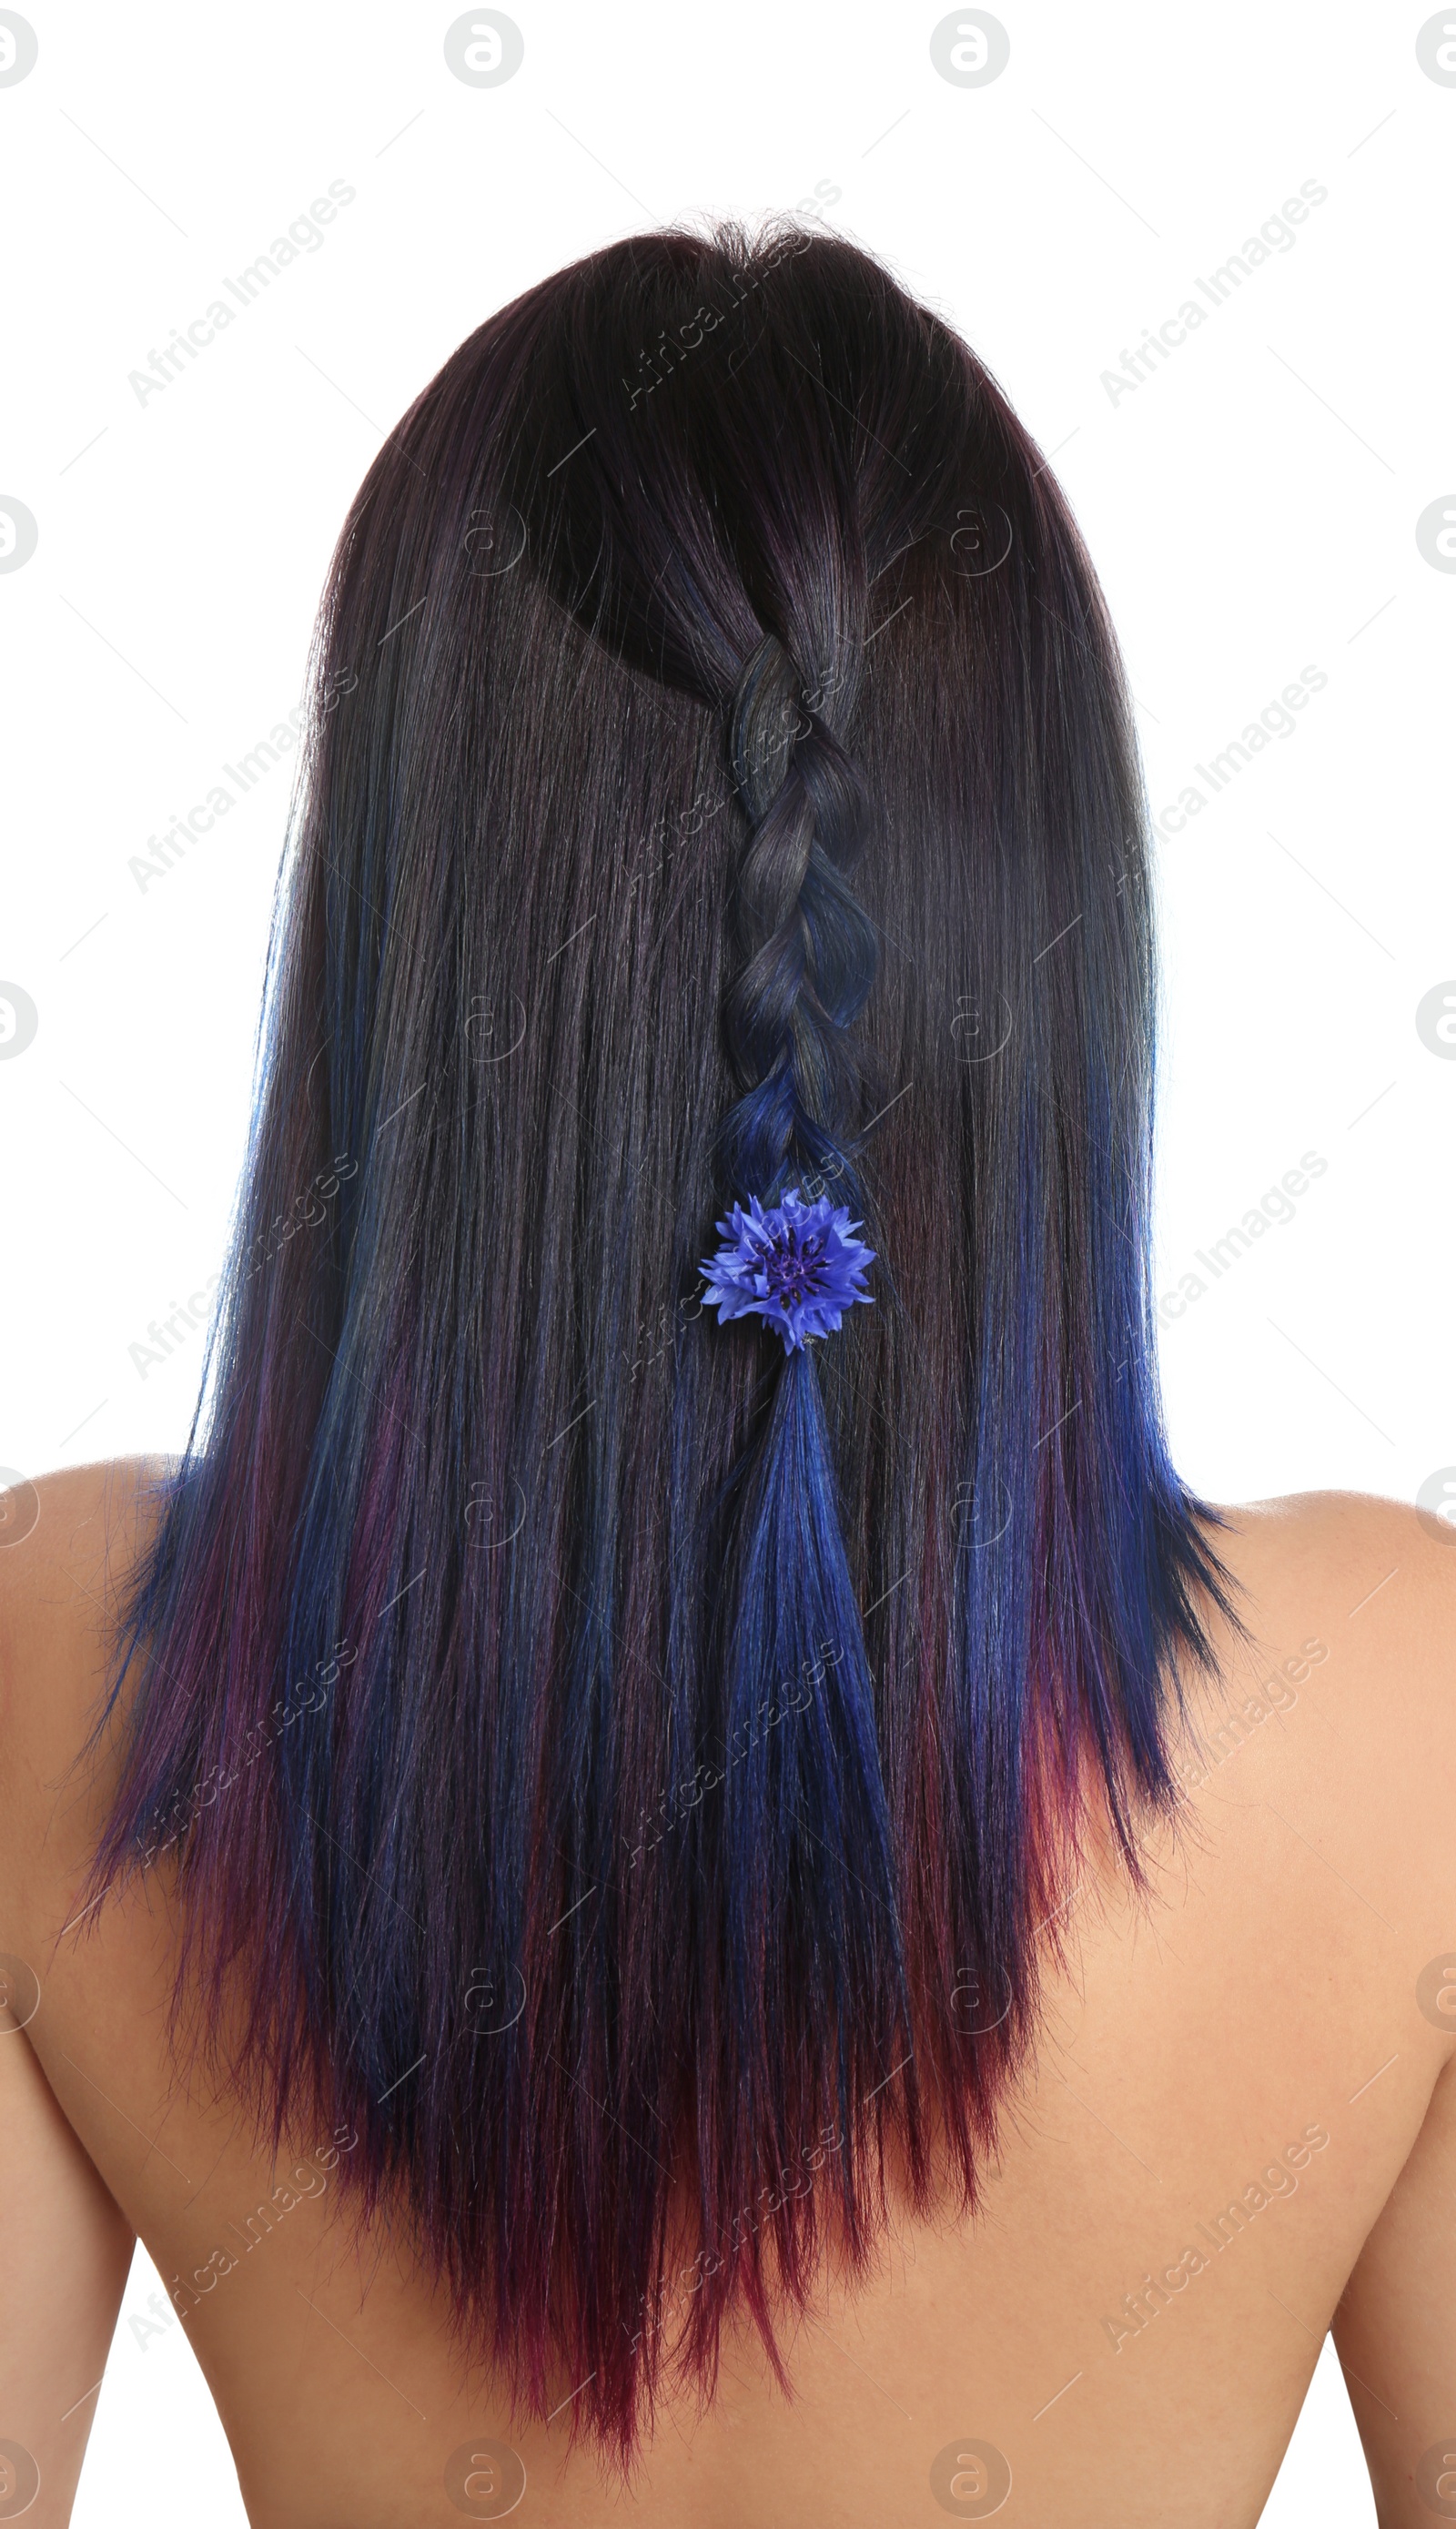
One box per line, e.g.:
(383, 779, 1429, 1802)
(707, 623, 908, 2223)
(718, 633, 881, 1209)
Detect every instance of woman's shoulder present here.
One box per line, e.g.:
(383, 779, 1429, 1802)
(1178, 1484, 1456, 1933)
(5, 1456, 1445, 1790)
(0, 1457, 174, 1919)
(0, 1453, 171, 1688)
(1201, 1482, 1456, 1704)
(4, 1456, 1452, 1713)
(2, 1460, 1452, 1900)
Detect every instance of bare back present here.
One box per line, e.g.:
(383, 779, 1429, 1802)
(3, 1462, 1454, 2526)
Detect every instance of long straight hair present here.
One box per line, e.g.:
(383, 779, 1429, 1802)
(86, 216, 1244, 2460)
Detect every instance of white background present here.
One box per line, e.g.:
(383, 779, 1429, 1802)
(2, 0, 1452, 2519)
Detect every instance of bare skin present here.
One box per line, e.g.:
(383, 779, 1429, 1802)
(1, 1460, 1453, 2527)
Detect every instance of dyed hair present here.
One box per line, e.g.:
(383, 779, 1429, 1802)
(86, 217, 1244, 2460)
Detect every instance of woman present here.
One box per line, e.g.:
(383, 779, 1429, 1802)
(2, 217, 1451, 2529)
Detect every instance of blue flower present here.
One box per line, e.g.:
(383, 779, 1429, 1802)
(699, 1187, 876, 1354)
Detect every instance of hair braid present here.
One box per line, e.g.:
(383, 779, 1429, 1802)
(706, 621, 910, 2217)
(718, 632, 881, 1208)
